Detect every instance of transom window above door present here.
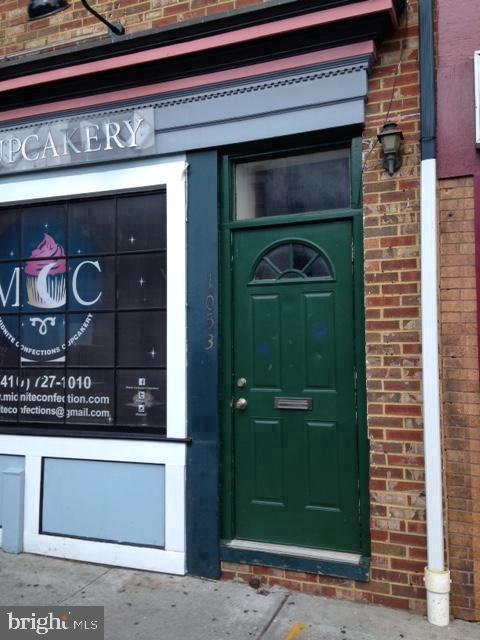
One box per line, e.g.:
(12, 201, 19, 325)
(234, 148, 350, 220)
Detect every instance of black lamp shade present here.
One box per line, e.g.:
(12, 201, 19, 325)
(377, 122, 404, 153)
(377, 122, 404, 176)
(28, 0, 69, 20)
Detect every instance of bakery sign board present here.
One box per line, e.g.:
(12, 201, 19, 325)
(0, 107, 155, 175)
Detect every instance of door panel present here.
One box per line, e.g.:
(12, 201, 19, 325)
(232, 220, 361, 552)
(305, 420, 339, 509)
(304, 292, 335, 389)
(251, 419, 284, 505)
(252, 295, 281, 388)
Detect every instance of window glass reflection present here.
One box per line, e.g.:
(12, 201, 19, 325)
(304, 255, 331, 278)
(67, 313, 114, 366)
(293, 245, 317, 271)
(117, 310, 166, 368)
(69, 199, 115, 256)
(117, 253, 166, 309)
(117, 193, 166, 252)
(0, 209, 20, 259)
(235, 149, 350, 219)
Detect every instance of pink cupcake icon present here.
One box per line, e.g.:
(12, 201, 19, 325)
(25, 234, 67, 309)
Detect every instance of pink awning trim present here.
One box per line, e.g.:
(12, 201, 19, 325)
(0, 41, 375, 125)
(0, 0, 394, 95)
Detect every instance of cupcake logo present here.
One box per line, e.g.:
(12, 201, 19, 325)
(0, 226, 103, 363)
(25, 233, 67, 309)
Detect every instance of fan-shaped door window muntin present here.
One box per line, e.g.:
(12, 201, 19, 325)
(251, 242, 334, 282)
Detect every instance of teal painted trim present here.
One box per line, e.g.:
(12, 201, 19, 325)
(351, 136, 363, 209)
(186, 151, 221, 579)
(220, 546, 370, 582)
(41, 459, 165, 547)
(353, 214, 370, 558)
(219, 153, 235, 542)
(419, 0, 435, 161)
(219, 127, 361, 168)
(224, 208, 360, 230)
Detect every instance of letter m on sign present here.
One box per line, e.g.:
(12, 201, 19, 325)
(0, 267, 20, 308)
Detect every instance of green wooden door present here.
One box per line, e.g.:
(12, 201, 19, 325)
(231, 219, 361, 552)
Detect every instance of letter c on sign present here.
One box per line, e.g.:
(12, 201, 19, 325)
(72, 260, 102, 306)
(21, 135, 40, 161)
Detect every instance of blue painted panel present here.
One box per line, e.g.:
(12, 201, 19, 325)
(220, 545, 370, 582)
(0, 455, 25, 528)
(186, 151, 220, 579)
(151, 63, 368, 154)
(157, 101, 366, 155)
(42, 459, 165, 547)
(153, 65, 368, 132)
(2, 468, 24, 553)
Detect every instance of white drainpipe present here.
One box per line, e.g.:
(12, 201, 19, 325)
(420, 158, 451, 626)
(418, 0, 451, 624)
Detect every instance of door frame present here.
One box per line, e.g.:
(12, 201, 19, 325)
(219, 134, 370, 560)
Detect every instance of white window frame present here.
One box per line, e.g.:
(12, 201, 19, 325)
(0, 156, 187, 574)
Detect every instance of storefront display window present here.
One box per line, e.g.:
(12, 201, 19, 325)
(0, 191, 167, 436)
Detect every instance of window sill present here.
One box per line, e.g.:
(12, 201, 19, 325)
(0, 426, 191, 442)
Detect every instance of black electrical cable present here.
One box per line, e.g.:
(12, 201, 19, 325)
(80, 0, 125, 35)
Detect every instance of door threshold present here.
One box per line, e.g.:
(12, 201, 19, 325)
(223, 539, 361, 565)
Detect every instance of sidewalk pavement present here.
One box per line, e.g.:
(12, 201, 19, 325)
(0, 551, 478, 640)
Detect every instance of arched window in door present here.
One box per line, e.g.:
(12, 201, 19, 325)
(252, 242, 334, 282)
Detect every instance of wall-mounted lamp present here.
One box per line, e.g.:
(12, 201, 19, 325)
(28, 0, 69, 20)
(377, 122, 404, 176)
(28, 0, 125, 35)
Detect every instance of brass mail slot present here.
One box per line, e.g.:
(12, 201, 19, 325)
(274, 397, 313, 410)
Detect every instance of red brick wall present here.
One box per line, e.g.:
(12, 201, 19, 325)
(224, 0, 427, 615)
(225, 5, 480, 621)
(439, 177, 480, 621)
(362, 0, 426, 612)
(0, 0, 269, 59)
